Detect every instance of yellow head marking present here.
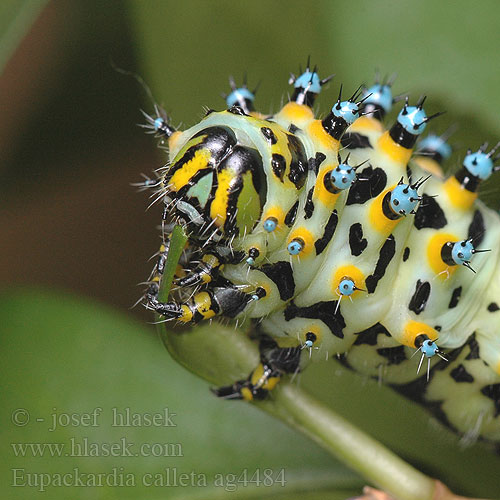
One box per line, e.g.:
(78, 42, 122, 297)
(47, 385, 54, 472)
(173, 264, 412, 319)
(169, 149, 211, 192)
(378, 130, 412, 165)
(443, 176, 478, 210)
(427, 232, 459, 278)
(209, 168, 235, 228)
(402, 321, 438, 348)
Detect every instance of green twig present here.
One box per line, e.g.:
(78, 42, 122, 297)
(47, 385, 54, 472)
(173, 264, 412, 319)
(255, 382, 436, 500)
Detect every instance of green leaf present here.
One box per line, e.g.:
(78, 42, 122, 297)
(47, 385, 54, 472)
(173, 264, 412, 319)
(0, 288, 362, 499)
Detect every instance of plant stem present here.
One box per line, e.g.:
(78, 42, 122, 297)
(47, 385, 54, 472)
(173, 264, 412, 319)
(256, 381, 436, 500)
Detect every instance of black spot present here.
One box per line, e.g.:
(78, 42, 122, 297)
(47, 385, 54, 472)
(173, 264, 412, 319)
(308, 152, 326, 174)
(377, 346, 407, 365)
(434, 325, 442, 331)
(348, 223, 368, 256)
(314, 210, 338, 255)
(284, 301, 346, 339)
(271, 154, 286, 181)
(465, 333, 480, 360)
(261, 127, 277, 144)
(340, 132, 372, 150)
(304, 187, 315, 219)
(403, 247, 410, 261)
(408, 280, 431, 315)
(284, 201, 298, 227)
(288, 124, 300, 134)
(468, 209, 485, 246)
(346, 166, 387, 205)
(488, 302, 500, 312)
(260, 261, 295, 301)
(365, 235, 396, 293)
(481, 384, 500, 417)
(450, 364, 474, 383)
(286, 134, 307, 189)
(353, 323, 391, 346)
(413, 195, 447, 230)
(448, 286, 462, 309)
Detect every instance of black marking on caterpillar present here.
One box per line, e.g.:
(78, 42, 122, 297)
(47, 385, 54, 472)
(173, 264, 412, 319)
(448, 286, 462, 309)
(408, 280, 431, 315)
(365, 235, 396, 294)
(353, 323, 392, 346)
(349, 223, 368, 256)
(340, 132, 372, 150)
(413, 195, 447, 230)
(304, 187, 315, 219)
(261, 262, 295, 301)
(450, 364, 474, 383)
(314, 210, 338, 255)
(346, 166, 387, 206)
(284, 301, 346, 339)
(377, 346, 408, 365)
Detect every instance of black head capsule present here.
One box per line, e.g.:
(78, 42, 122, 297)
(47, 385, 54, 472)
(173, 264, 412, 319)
(322, 85, 370, 140)
(223, 75, 257, 114)
(289, 57, 333, 107)
(388, 96, 444, 149)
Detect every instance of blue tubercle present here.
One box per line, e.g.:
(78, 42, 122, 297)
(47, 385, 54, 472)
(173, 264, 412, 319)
(398, 105, 428, 134)
(421, 339, 439, 358)
(263, 218, 277, 232)
(294, 71, 322, 94)
(338, 278, 356, 296)
(362, 84, 393, 113)
(419, 134, 452, 160)
(389, 183, 420, 216)
(332, 100, 359, 125)
(226, 87, 255, 109)
(154, 117, 165, 132)
(287, 239, 304, 255)
(330, 164, 356, 190)
(451, 240, 475, 265)
(463, 150, 494, 180)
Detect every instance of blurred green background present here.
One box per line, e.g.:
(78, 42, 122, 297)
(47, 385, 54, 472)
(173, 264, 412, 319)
(1, 1, 500, 498)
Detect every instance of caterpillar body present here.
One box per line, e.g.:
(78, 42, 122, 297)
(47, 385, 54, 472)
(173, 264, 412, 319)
(140, 63, 500, 444)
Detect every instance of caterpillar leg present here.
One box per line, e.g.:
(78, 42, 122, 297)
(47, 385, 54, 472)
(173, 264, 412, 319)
(146, 283, 266, 324)
(213, 338, 302, 400)
(175, 247, 244, 287)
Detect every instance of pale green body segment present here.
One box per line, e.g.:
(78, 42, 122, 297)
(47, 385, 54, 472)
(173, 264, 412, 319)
(156, 100, 500, 442)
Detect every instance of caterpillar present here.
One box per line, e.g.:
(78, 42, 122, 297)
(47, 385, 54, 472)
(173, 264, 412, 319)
(139, 60, 500, 444)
